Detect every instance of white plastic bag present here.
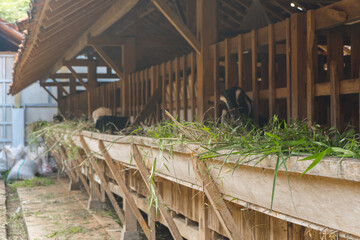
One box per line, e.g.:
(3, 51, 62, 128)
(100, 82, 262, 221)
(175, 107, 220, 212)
(7, 158, 38, 181)
(4, 144, 25, 169)
(0, 150, 8, 172)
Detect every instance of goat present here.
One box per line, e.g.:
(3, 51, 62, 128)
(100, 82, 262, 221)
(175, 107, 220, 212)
(219, 86, 253, 125)
(92, 107, 112, 124)
(95, 116, 129, 133)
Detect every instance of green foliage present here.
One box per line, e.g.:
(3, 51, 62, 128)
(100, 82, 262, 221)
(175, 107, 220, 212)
(0, 0, 30, 23)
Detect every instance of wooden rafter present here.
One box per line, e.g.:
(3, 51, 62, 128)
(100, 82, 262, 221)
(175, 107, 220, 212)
(91, 44, 125, 80)
(98, 140, 151, 240)
(66, 65, 89, 90)
(79, 136, 126, 224)
(192, 158, 243, 240)
(152, 0, 200, 54)
(132, 144, 183, 240)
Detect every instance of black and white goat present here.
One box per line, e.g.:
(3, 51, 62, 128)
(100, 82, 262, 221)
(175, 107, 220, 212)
(92, 107, 129, 133)
(219, 87, 253, 125)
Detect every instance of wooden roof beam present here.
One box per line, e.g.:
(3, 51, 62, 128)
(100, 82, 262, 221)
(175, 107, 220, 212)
(41, 86, 58, 102)
(152, 0, 201, 54)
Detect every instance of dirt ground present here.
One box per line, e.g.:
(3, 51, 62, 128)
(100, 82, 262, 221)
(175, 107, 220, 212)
(10, 178, 122, 240)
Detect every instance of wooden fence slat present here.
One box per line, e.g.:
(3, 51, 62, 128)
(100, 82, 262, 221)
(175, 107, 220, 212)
(192, 158, 243, 240)
(98, 140, 151, 240)
(268, 24, 276, 118)
(238, 34, 243, 88)
(225, 38, 231, 89)
(213, 45, 220, 119)
(175, 58, 181, 118)
(286, 18, 291, 121)
(251, 29, 259, 124)
(190, 52, 196, 121)
(183, 56, 188, 121)
(330, 61, 340, 128)
(307, 10, 317, 122)
(168, 61, 174, 115)
(132, 144, 183, 240)
(162, 63, 166, 114)
(79, 136, 125, 224)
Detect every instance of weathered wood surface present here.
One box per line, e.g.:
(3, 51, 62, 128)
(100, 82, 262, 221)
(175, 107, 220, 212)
(68, 131, 360, 237)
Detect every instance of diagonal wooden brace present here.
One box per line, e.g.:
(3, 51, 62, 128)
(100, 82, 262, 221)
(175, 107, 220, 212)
(132, 144, 183, 240)
(98, 140, 151, 240)
(192, 157, 243, 240)
(80, 136, 125, 224)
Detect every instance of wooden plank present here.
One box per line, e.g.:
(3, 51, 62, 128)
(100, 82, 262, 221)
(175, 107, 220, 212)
(192, 158, 243, 240)
(330, 61, 340, 129)
(270, 217, 288, 240)
(238, 34, 243, 88)
(122, 38, 136, 116)
(175, 58, 181, 118)
(79, 136, 125, 224)
(213, 45, 219, 119)
(251, 30, 259, 124)
(198, 193, 210, 240)
(268, 24, 276, 118)
(98, 140, 151, 239)
(182, 56, 188, 121)
(132, 145, 183, 240)
(41, 86, 58, 102)
(285, 18, 291, 121)
(152, 0, 200, 54)
(66, 65, 89, 90)
(307, 10, 317, 122)
(225, 38, 231, 89)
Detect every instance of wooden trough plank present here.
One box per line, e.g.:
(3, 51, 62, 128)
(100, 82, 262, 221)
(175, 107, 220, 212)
(132, 144, 183, 240)
(98, 140, 151, 239)
(79, 136, 125, 224)
(192, 158, 243, 240)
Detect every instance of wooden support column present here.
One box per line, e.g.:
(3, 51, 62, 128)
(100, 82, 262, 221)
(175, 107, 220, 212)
(291, 13, 307, 120)
(132, 145, 182, 240)
(98, 140, 151, 240)
(268, 24, 276, 118)
(193, 158, 243, 240)
(351, 24, 360, 79)
(122, 38, 136, 116)
(196, 0, 217, 121)
(79, 136, 125, 223)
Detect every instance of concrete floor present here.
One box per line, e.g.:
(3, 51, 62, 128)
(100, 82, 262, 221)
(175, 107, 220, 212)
(17, 178, 122, 240)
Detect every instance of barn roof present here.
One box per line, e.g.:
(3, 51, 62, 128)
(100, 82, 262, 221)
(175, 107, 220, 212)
(9, 0, 355, 95)
(0, 18, 22, 51)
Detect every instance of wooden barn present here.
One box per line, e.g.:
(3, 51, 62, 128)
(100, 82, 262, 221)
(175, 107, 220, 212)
(9, 0, 360, 239)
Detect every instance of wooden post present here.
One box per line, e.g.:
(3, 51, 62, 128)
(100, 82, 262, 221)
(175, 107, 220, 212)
(132, 145, 183, 240)
(268, 24, 276, 119)
(193, 158, 243, 240)
(79, 136, 125, 223)
(122, 38, 136, 116)
(196, 0, 217, 121)
(190, 53, 196, 121)
(291, 13, 307, 120)
(98, 140, 151, 239)
(351, 24, 360, 79)
(307, 10, 317, 122)
(88, 61, 97, 117)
